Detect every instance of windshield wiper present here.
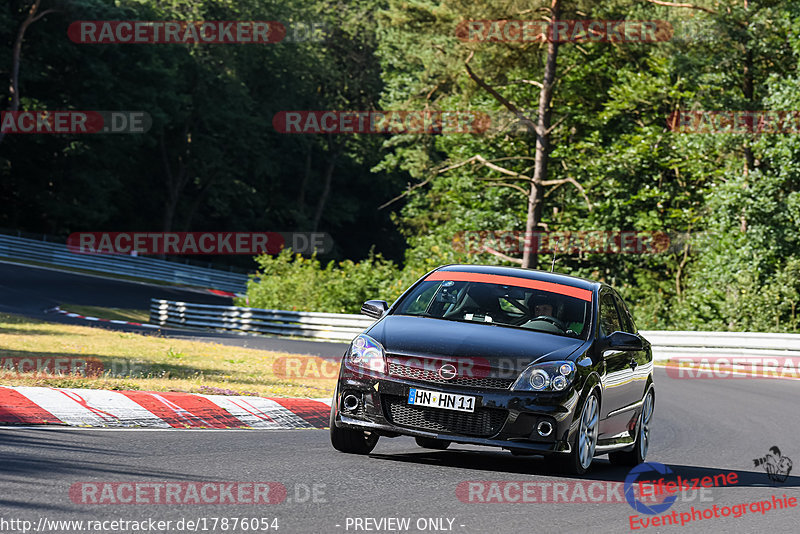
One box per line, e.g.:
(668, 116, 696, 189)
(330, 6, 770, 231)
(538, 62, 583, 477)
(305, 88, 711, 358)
(399, 311, 438, 318)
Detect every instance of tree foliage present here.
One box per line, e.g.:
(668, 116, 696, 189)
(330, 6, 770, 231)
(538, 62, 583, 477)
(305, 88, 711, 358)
(4, 0, 800, 331)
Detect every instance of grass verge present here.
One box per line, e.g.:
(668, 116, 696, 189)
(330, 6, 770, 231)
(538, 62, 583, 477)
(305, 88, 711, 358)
(0, 313, 336, 398)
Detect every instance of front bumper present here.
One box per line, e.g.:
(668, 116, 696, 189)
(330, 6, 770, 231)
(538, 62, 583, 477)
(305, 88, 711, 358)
(334, 370, 582, 454)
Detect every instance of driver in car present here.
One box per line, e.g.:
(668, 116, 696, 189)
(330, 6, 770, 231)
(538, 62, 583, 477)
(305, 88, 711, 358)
(534, 301, 554, 317)
(524, 294, 579, 336)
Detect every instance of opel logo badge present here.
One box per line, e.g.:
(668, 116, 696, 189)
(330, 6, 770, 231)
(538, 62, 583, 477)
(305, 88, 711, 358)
(438, 364, 457, 380)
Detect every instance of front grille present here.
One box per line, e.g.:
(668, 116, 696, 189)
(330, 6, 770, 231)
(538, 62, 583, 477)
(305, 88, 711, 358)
(383, 395, 507, 437)
(387, 362, 515, 390)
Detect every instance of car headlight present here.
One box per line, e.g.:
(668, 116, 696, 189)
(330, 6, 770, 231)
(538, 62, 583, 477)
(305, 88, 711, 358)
(345, 334, 386, 375)
(512, 360, 576, 392)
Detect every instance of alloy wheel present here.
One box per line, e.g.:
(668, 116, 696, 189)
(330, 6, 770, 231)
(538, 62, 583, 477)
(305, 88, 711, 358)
(639, 390, 654, 460)
(578, 394, 599, 470)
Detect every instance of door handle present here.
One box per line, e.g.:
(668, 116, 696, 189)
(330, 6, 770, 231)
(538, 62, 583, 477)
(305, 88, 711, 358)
(629, 357, 638, 369)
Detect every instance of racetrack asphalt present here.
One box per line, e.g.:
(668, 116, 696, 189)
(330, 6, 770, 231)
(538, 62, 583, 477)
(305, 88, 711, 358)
(1, 261, 799, 533)
(0, 368, 798, 533)
(0, 260, 349, 358)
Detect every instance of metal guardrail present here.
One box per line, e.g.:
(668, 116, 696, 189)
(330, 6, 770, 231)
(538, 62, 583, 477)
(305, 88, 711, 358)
(639, 330, 800, 361)
(0, 234, 249, 294)
(150, 299, 375, 341)
(150, 299, 800, 354)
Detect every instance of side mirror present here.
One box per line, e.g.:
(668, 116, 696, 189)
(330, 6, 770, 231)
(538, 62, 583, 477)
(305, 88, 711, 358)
(603, 331, 643, 351)
(361, 299, 388, 319)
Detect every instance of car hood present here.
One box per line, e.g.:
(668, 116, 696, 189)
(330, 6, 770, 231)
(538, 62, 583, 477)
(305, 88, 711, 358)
(367, 315, 586, 373)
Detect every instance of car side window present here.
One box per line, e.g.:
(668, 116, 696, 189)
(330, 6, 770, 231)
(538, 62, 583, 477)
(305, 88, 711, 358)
(625, 307, 638, 333)
(613, 293, 635, 333)
(599, 292, 622, 337)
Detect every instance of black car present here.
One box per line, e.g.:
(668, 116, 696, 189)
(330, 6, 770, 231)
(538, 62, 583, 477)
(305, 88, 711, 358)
(330, 264, 654, 474)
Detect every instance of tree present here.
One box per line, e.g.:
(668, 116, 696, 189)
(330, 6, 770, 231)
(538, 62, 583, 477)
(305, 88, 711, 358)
(0, 0, 57, 146)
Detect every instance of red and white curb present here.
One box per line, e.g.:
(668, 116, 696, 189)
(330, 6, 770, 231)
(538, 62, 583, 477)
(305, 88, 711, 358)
(0, 386, 331, 429)
(49, 306, 161, 329)
(207, 289, 246, 299)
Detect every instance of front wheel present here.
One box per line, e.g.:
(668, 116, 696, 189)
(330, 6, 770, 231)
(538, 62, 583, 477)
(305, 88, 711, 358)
(559, 390, 600, 475)
(609, 388, 654, 467)
(329, 396, 379, 455)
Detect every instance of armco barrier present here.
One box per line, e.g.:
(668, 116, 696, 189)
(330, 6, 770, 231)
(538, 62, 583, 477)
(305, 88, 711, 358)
(639, 330, 800, 361)
(150, 299, 375, 341)
(149, 299, 800, 355)
(0, 234, 249, 294)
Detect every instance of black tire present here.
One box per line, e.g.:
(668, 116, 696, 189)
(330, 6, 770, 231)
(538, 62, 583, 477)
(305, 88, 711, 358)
(329, 394, 379, 455)
(559, 390, 600, 475)
(609, 388, 654, 467)
(415, 436, 451, 450)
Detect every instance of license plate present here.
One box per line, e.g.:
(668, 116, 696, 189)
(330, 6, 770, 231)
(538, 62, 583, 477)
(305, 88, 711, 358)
(407, 388, 475, 413)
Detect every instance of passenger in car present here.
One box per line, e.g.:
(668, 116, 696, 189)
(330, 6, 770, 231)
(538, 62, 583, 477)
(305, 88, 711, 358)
(461, 283, 511, 323)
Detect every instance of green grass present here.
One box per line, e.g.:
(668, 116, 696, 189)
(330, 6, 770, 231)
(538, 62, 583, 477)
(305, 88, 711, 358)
(0, 313, 336, 398)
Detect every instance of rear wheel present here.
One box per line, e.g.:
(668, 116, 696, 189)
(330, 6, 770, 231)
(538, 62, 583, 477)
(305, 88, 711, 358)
(415, 436, 450, 450)
(329, 395, 379, 455)
(609, 388, 654, 467)
(559, 391, 599, 475)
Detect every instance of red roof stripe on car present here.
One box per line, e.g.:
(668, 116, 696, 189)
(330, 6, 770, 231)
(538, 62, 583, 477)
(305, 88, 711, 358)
(425, 271, 593, 302)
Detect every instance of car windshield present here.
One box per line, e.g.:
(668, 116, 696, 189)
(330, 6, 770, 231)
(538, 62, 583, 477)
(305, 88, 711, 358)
(393, 278, 593, 339)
